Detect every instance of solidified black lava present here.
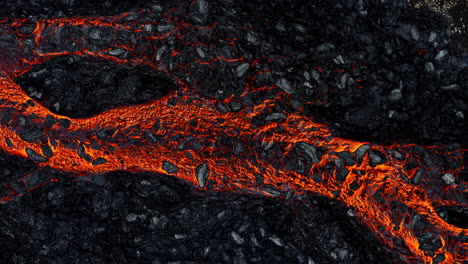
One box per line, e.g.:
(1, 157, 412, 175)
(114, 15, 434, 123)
(0, 170, 397, 264)
(437, 206, 468, 229)
(0, 0, 156, 19)
(263, 0, 468, 146)
(16, 55, 177, 118)
(0, 150, 37, 197)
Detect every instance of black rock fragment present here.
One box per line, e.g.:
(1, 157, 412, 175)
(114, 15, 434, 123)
(255, 174, 264, 185)
(58, 118, 71, 129)
(77, 144, 93, 162)
(92, 174, 107, 186)
(337, 151, 356, 166)
(92, 158, 107, 166)
(44, 115, 57, 128)
(41, 145, 53, 158)
(312, 173, 322, 183)
(432, 254, 446, 264)
(437, 206, 468, 228)
(144, 130, 158, 144)
(16, 123, 43, 143)
(5, 138, 13, 148)
(215, 102, 230, 114)
(152, 120, 161, 133)
(334, 158, 349, 182)
(25, 148, 48, 163)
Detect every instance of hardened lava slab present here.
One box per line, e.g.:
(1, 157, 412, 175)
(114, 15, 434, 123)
(16, 55, 177, 118)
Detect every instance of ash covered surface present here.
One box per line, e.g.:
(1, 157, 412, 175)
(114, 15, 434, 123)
(0, 0, 467, 263)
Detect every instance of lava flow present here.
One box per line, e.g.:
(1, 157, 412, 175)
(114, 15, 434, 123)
(0, 1, 466, 263)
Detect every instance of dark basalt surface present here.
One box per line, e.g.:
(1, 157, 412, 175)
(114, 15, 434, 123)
(0, 0, 156, 19)
(0, 151, 397, 264)
(16, 55, 177, 118)
(260, 0, 468, 145)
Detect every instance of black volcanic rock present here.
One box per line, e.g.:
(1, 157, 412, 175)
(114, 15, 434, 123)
(16, 55, 177, 118)
(0, 0, 156, 19)
(0, 171, 398, 264)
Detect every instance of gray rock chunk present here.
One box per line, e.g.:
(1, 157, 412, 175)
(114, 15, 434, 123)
(266, 113, 287, 122)
(263, 185, 281, 197)
(275, 78, 294, 94)
(196, 46, 206, 58)
(410, 25, 420, 40)
(89, 29, 102, 40)
(236, 63, 250, 78)
(162, 161, 179, 174)
(297, 142, 320, 163)
(196, 162, 209, 187)
(355, 144, 371, 162)
(144, 130, 158, 143)
(369, 150, 386, 166)
(412, 170, 423, 185)
(440, 84, 458, 91)
(230, 231, 244, 245)
(424, 62, 434, 72)
(391, 150, 404, 160)
(388, 89, 402, 101)
(195, 0, 209, 15)
(337, 151, 356, 166)
(215, 102, 229, 114)
(435, 50, 448, 60)
(157, 24, 175, 32)
(108, 48, 125, 56)
(233, 141, 245, 156)
(441, 173, 455, 185)
(245, 31, 259, 44)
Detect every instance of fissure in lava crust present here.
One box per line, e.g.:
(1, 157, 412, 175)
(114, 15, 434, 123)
(0, 0, 467, 263)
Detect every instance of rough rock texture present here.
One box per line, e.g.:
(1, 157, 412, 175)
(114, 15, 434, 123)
(0, 164, 397, 264)
(16, 56, 176, 118)
(412, 0, 468, 50)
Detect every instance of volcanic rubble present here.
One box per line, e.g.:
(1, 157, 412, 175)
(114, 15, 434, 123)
(0, 0, 467, 263)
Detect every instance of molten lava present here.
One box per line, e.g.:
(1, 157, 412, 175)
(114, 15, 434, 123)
(0, 3, 466, 263)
